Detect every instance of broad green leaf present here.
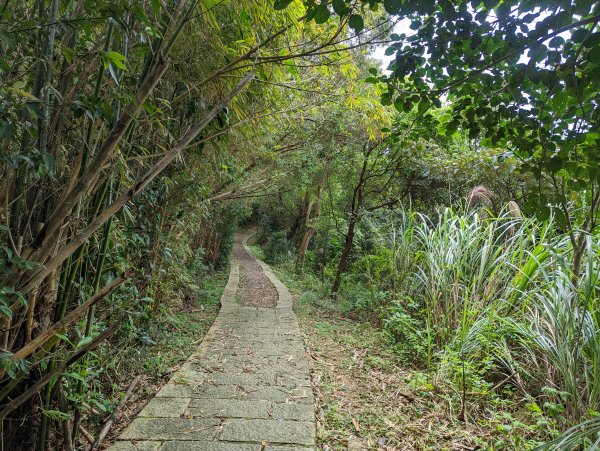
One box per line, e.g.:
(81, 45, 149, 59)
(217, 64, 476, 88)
(332, 0, 347, 16)
(106, 50, 126, 61)
(348, 15, 364, 32)
(383, 0, 402, 14)
(313, 5, 330, 24)
(273, 0, 294, 10)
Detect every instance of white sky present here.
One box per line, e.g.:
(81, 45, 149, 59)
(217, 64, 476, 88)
(371, 18, 411, 72)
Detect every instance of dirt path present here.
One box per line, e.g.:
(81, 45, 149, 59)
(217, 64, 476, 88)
(110, 231, 315, 450)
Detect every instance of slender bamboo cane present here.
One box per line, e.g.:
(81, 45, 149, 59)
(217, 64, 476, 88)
(20, 72, 254, 295)
(0, 323, 120, 421)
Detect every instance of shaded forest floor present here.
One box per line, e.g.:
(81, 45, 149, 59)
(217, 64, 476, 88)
(295, 299, 480, 450)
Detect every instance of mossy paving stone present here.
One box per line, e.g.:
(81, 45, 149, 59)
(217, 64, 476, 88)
(220, 419, 315, 446)
(186, 398, 271, 418)
(138, 398, 191, 417)
(119, 418, 221, 441)
(110, 232, 315, 450)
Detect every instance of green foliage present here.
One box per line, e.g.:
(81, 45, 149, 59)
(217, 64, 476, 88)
(3, 0, 600, 448)
(384, 300, 430, 362)
(281, 0, 600, 233)
(263, 230, 291, 264)
(69, 265, 227, 426)
(216, 203, 251, 269)
(380, 207, 599, 446)
(266, 196, 599, 448)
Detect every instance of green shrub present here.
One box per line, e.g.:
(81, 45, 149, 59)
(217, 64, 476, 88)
(263, 230, 291, 264)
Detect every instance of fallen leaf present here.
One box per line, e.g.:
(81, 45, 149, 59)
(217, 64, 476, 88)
(384, 418, 396, 428)
(352, 417, 360, 432)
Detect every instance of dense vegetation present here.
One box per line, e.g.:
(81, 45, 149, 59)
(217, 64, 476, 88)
(0, 0, 598, 449)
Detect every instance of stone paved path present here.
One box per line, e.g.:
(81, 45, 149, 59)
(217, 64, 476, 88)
(110, 231, 316, 450)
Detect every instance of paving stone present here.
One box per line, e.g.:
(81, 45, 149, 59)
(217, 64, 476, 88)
(265, 447, 315, 451)
(171, 369, 209, 384)
(187, 399, 271, 418)
(178, 362, 210, 374)
(160, 441, 259, 451)
(179, 383, 253, 399)
(176, 384, 310, 403)
(204, 346, 305, 357)
(110, 441, 161, 450)
(155, 383, 196, 398)
(204, 355, 246, 365)
(244, 386, 313, 403)
(272, 403, 314, 421)
(220, 419, 315, 446)
(198, 356, 308, 372)
(205, 371, 275, 386)
(138, 398, 191, 417)
(190, 383, 241, 398)
(275, 373, 312, 388)
(209, 335, 299, 344)
(193, 362, 307, 376)
(120, 418, 221, 441)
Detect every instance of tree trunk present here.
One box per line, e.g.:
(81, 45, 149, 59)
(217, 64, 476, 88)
(295, 192, 313, 270)
(331, 214, 357, 298)
(296, 171, 326, 273)
(330, 152, 369, 299)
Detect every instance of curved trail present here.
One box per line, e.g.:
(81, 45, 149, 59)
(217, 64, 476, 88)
(111, 231, 315, 450)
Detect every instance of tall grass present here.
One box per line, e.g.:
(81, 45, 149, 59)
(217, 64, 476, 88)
(514, 236, 600, 421)
(382, 207, 600, 448)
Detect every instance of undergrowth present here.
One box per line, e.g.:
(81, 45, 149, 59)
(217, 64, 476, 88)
(79, 267, 228, 445)
(271, 262, 559, 450)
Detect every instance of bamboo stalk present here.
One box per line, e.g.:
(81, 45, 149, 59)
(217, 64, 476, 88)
(72, 177, 117, 440)
(57, 382, 75, 451)
(27, 57, 169, 259)
(0, 276, 126, 380)
(90, 375, 141, 450)
(0, 323, 119, 420)
(20, 72, 254, 295)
